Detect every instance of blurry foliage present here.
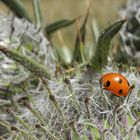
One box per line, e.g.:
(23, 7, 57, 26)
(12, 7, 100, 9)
(45, 19, 77, 38)
(73, 10, 89, 63)
(0, 0, 128, 67)
(91, 19, 126, 71)
(118, 0, 140, 66)
(1, 0, 31, 21)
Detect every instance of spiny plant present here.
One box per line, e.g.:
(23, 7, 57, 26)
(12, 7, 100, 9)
(0, 0, 140, 140)
(119, 0, 140, 65)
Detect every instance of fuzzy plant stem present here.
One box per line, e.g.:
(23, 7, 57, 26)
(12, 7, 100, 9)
(64, 78, 81, 111)
(6, 108, 31, 130)
(0, 46, 51, 79)
(6, 108, 40, 140)
(23, 102, 59, 140)
(20, 87, 35, 103)
(0, 120, 37, 140)
(0, 120, 13, 135)
(69, 121, 79, 139)
(10, 125, 37, 140)
(41, 78, 69, 126)
(36, 124, 60, 140)
(84, 97, 91, 119)
(129, 119, 140, 133)
(23, 102, 48, 125)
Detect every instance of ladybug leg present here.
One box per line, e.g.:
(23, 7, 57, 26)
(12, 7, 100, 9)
(101, 88, 104, 94)
(126, 84, 135, 102)
(99, 78, 102, 89)
(99, 77, 103, 90)
(99, 78, 104, 94)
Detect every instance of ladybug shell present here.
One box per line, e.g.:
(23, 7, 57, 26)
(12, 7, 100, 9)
(101, 73, 130, 97)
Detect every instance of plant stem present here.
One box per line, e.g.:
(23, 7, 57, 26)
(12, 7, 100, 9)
(32, 0, 43, 27)
(0, 46, 51, 79)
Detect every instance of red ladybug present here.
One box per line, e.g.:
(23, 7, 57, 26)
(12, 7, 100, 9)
(99, 73, 130, 97)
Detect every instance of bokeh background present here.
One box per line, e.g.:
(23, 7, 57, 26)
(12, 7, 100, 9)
(0, 0, 127, 25)
(0, 0, 127, 48)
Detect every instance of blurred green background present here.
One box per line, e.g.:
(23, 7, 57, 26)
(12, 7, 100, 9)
(0, 0, 127, 48)
(0, 0, 127, 25)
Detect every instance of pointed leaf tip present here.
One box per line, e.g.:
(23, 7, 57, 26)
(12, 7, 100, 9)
(91, 19, 126, 71)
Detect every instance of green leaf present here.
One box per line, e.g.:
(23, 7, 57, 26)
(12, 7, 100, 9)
(1, 0, 31, 21)
(32, 0, 43, 27)
(127, 114, 135, 126)
(103, 119, 110, 129)
(80, 134, 91, 140)
(0, 46, 51, 79)
(73, 10, 89, 63)
(45, 19, 76, 36)
(90, 126, 100, 139)
(91, 19, 126, 71)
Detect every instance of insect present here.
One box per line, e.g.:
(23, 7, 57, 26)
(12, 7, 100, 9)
(99, 73, 130, 97)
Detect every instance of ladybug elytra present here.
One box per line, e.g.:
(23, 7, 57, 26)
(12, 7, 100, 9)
(100, 73, 130, 97)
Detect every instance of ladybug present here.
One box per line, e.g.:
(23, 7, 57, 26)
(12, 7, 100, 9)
(99, 73, 130, 97)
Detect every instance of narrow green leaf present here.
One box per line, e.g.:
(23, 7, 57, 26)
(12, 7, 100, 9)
(32, 0, 43, 27)
(0, 46, 51, 79)
(73, 10, 89, 63)
(56, 46, 72, 64)
(91, 19, 126, 71)
(1, 0, 31, 21)
(91, 19, 100, 43)
(45, 19, 76, 36)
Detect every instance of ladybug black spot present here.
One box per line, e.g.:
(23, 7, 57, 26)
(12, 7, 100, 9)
(119, 89, 123, 94)
(106, 81, 110, 87)
(118, 79, 122, 84)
